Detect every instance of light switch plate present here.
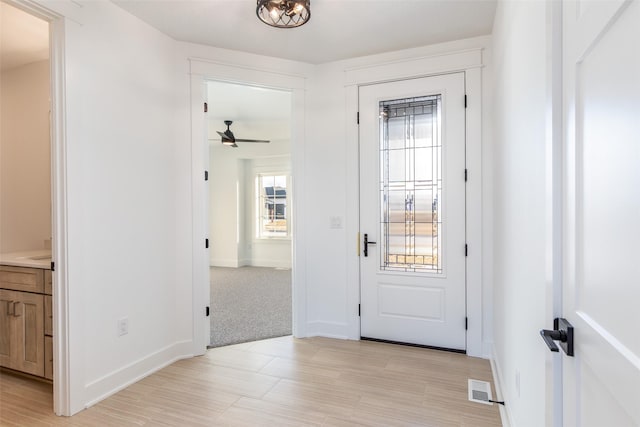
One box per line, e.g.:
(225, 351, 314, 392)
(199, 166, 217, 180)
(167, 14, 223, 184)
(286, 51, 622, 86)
(329, 216, 343, 229)
(118, 317, 129, 336)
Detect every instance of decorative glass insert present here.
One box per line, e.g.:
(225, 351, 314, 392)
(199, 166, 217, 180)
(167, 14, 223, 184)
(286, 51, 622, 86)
(258, 174, 288, 238)
(380, 95, 442, 273)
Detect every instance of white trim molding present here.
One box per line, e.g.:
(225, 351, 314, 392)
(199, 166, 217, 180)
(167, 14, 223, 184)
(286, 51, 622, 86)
(190, 58, 306, 91)
(465, 66, 484, 358)
(8, 0, 80, 416)
(189, 58, 308, 350)
(344, 47, 486, 357)
(84, 341, 193, 408)
(344, 48, 483, 86)
(491, 345, 513, 427)
(48, 13, 75, 417)
(306, 321, 350, 340)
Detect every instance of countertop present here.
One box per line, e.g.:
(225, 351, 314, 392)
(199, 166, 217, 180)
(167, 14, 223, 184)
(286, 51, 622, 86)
(0, 249, 52, 269)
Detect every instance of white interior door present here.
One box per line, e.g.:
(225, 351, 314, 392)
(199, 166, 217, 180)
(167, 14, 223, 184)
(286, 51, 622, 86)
(562, 0, 640, 425)
(359, 73, 466, 351)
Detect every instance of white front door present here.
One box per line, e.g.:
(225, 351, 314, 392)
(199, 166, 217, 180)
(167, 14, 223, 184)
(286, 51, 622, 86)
(562, 0, 640, 425)
(359, 73, 466, 350)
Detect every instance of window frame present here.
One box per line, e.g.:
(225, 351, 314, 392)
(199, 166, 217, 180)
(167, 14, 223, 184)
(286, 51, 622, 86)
(255, 172, 291, 240)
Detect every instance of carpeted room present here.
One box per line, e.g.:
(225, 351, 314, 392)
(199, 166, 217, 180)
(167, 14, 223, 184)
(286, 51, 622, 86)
(209, 266, 292, 347)
(207, 81, 294, 348)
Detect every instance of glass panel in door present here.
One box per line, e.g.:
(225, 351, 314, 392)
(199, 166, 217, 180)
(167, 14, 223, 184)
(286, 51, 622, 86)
(380, 96, 442, 273)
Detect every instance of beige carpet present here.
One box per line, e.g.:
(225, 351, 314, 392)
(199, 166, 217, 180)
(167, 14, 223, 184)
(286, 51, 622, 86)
(209, 266, 292, 347)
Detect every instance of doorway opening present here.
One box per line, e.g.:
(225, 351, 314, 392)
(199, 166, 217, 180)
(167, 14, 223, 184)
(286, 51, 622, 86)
(0, 0, 54, 411)
(206, 81, 293, 347)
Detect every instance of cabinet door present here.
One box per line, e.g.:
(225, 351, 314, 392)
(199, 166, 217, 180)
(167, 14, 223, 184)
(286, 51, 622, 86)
(13, 292, 45, 376)
(44, 295, 53, 336)
(44, 335, 53, 380)
(0, 290, 15, 367)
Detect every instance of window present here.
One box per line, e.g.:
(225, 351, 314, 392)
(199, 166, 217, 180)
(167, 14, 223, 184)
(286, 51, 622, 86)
(380, 95, 442, 273)
(257, 174, 289, 238)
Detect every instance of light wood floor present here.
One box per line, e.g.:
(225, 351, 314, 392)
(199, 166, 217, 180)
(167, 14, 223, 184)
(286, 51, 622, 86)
(0, 336, 502, 426)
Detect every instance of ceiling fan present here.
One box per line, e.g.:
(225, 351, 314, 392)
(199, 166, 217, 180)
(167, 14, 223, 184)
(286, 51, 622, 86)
(213, 120, 270, 148)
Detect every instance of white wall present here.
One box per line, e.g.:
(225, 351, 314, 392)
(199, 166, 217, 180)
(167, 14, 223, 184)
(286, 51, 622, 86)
(209, 151, 242, 267)
(41, 0, 192, 413)
(491, 1, 549, 425)
(0, 60, 51, 253)
(303, 37, 494, 344)
(209, 144, 292, 268)
(186, 35, 493, 345)
(33, 0, 496, 413)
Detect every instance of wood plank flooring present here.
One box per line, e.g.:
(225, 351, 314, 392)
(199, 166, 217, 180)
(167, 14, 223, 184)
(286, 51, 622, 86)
(0, 336, 502, 426)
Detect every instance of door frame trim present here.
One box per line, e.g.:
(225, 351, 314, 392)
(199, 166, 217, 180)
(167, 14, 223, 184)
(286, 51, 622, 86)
(189, 59, 308, 354)
(5, 0, 78, 415)
(344, 48, 485, 357)
(545, 0, 564, 425)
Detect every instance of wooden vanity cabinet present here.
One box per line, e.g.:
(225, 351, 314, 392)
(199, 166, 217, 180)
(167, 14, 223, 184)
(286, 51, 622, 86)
(0, 265, 51, 379)
(0, 289, 45, 377)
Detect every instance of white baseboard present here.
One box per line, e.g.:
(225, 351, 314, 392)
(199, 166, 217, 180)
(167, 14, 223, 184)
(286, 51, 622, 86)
(483, 340, 494, 359)
(250, 259, 292, 269)
(490, 345, 514, 427)
(305, 320, 350, 340)
(210, 258, 239, 268)
(211, 259, 292, 269)
(83, 340, 193, 408)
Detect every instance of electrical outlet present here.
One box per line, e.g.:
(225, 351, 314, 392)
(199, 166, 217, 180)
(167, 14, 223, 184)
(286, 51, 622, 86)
(118, 317, 129, 336)
(515, 370, 521, 398)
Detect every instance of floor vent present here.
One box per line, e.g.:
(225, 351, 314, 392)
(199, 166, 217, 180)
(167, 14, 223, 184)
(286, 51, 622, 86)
(468, 379, 493, 405)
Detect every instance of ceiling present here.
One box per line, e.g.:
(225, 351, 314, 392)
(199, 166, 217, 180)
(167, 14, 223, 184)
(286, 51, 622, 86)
(207, 81, 291, 154)
(0, 0, 496, 71)
(114, 0, 497, 64)
(0, 2, 49, 71)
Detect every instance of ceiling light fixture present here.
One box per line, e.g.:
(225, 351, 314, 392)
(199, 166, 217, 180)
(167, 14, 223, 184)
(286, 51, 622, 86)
(256, 0, 310, 28)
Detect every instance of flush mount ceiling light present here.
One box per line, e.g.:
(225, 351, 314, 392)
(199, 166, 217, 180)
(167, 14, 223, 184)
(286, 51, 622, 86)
(256, 0, 310, 28)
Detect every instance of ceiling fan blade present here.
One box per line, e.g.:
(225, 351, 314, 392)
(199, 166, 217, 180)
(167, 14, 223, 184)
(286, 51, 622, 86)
(234, 138, 271, 143)
(216, 130, 235, 142)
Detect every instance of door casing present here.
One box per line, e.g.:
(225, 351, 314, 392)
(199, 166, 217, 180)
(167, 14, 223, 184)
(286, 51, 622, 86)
(5, 0, 75, 416)
(344, 49, 485, 358)
(358, 73, 467, 350)
(189, 59, 308, 354)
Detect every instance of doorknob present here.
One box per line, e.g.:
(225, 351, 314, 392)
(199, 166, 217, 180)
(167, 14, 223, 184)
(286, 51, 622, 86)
(540, 317, 574, 356)
(363, 233, 376, 257)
